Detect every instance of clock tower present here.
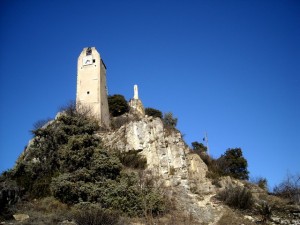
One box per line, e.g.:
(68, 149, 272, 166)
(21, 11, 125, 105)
(76, 47, 110, 128)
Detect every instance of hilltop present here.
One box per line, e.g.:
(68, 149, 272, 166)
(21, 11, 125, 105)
(0, 100, 299, 225)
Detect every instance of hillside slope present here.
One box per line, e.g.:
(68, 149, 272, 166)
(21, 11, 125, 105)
(1, 107, 299, 225)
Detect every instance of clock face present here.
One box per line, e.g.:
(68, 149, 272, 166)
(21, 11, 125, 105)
(83, 55, 93, 66)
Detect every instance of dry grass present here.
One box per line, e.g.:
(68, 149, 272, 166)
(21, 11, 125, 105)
(12, 197, 70, 225)
(217, 209, 256, 225)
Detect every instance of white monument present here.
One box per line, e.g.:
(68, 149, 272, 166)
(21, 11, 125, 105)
(134, 84, 139, 100)
(129, 84, 145, 117)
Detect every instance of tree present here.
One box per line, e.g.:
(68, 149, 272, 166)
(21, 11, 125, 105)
(217, 148, 249, 180)
(163, 112, 177, 128)
(145, 108, 163, 119)
(191, 141, 207, 153)
(108, 95, 129, 117)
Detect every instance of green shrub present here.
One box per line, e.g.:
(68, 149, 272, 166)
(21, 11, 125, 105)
(12, 102, 101, 198)
(145, 108, 163, 119)
(0, 178, 20, 219)
(108, 95, 129, 117)
(217, 148, 249, 180)
(217, 186, 253, 210)
(163, 112, 178, 129)
(191, 141, 207, 153)
(117, 150, 147, 169)
(192, 152, 222, 180)
(9, 101, 167, 218)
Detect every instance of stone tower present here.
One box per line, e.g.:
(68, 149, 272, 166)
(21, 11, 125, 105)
(76, 47, 110, 128)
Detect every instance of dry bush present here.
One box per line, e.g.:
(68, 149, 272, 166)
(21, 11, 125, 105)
(71, 203, 127, 225)
(273, 172, 300, 205)
(217, 186, 253, 210)
(251, 176, 269, 191)
(14, 197, 69, 225)
(110, 113, 140, 130)
(257, 201, 272, 223)
(217, 209, 255, 225)
(162, 212, 195, 225)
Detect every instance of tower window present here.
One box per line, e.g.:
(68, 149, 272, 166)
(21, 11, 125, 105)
(93, 59, 96, 63)
(87, 91, 90, 94)
(86, 47, 92, 56)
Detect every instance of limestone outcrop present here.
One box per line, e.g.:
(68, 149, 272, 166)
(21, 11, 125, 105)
(98, 116, 222, 224)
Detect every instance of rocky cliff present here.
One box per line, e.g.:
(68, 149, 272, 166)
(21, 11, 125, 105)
(98, 115, 223, 224)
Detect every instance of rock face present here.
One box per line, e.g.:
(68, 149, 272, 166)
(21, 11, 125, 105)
(99, 116, 191, 186)
(128, 99, 145, 117)
(98, 116, 222, 224)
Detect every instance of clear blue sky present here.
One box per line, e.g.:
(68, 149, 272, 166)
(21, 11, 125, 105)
(0, 0, 299, 189)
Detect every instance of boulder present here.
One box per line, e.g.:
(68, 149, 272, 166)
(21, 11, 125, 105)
(13, 214, 29, 221)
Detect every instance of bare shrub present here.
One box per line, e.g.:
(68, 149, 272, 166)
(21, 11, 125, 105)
(165, 212, 195, 225)
(71, 203, 126, 225)
(217, 209, 254, 225)
(111, 113, 140, 130)
(273, 172, 300, 204)
(257, 201, 272, 223)
(32, 117, 52, 131)
(251, 176, 269, 191)
(217, 186, 253, 210)
(14, 197, 69, 225)
(111, 115, 129, 129)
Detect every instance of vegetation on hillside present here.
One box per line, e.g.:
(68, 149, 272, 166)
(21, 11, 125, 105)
(0, 102, 166, 222)
(273, 172, 300, 205)
(108, 94, 129, 117)
(191, 141, 207, 153)
(1, 98, 299, 224)
(217, 186, 253, 209)
(162, 112, 178, 129)
(145, 107, 163, 119)
(191, 146, 249, 181)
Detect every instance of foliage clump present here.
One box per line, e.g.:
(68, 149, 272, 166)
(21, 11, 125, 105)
(4, 102, 166, 218)
(191, 141, 207, 153)
(145, 108, 163, 119)
(12, 102, 100, 197)
(217, 148, 249, 180)
(192, 147, 249, 181)
(116, 150, 147, 169)
(108, 94, 129, 117)
(163, 112, 178, 129)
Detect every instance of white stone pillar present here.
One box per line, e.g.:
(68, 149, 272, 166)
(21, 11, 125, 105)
(134, 84, 139, 100)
